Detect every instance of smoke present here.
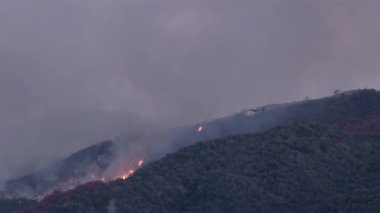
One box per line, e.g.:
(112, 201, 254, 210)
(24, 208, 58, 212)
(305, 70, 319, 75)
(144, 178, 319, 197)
(1, 0, 380, 183)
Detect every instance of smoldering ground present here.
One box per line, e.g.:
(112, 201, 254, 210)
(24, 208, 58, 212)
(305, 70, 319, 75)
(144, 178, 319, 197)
(1, 0, 380, 183)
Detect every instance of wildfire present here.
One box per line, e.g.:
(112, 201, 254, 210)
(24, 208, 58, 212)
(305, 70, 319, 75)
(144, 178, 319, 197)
(197, 125, 203, 132)
(122, 169, 135, 180)
(118, 159, 145, 180)
(34, 159, 146, 201)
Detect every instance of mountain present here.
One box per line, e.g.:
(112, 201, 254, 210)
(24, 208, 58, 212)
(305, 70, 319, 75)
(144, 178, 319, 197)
(4, 89, 380, 211)
(22, 122, 380, 212)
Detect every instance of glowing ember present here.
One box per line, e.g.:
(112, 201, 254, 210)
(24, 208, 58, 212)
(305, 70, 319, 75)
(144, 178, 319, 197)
(197, 126, 203, 132)
(121, 169, 135, 180)
(34, 158, 147, 201)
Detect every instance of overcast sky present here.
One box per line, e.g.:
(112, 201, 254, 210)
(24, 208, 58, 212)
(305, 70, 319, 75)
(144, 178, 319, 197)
(1, 0, 380, 182)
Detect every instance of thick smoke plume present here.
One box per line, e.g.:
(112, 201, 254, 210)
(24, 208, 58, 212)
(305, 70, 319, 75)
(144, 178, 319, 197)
(1, 0, 380, 183)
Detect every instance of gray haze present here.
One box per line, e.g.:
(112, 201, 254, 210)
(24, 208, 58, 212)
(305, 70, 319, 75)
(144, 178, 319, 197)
(1, 0, 380, 182)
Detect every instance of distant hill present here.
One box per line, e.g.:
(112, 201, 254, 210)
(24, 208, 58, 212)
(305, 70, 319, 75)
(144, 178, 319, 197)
(5, 141, 115, 198)
(23, 122, 380, 212)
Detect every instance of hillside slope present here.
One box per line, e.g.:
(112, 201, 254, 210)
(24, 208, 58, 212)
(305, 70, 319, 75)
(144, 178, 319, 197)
(24, 122, 380, 213)
(6, 90, 380, 200)
(6, 89, 380, 199)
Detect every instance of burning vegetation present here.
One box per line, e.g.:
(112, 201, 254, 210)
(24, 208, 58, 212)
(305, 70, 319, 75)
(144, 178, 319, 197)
(119, 159, 144, 180)
(31, 158, 146, 201)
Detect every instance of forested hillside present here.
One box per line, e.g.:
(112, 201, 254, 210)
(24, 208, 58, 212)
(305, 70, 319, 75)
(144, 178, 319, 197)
(24, 122, 380, 212)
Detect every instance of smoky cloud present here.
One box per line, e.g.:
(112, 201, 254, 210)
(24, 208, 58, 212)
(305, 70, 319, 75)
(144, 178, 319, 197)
(1, 0, 380, 182)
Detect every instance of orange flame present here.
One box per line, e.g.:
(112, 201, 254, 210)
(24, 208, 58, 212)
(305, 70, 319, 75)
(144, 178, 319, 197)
(118, 159, 145, 180)
(121, 169, 135, 180)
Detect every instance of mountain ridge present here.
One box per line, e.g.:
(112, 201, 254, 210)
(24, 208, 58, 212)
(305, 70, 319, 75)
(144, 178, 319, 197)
(3, 89, 380, 212)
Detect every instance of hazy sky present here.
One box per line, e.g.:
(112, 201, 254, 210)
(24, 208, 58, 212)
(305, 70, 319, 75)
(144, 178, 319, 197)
(1, 0, 380, 181)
